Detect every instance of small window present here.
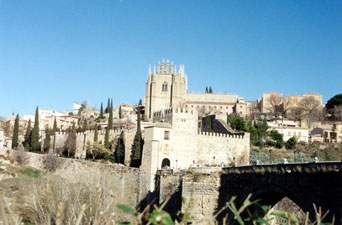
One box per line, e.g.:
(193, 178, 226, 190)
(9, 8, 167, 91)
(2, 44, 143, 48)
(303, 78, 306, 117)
(164, 131, 170, 140)
(162, 82, 168, 92)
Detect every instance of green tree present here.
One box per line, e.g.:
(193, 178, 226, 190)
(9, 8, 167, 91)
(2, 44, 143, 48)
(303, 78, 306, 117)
(326, 94, 342, 110)
(254, 119, 268, 149)
(205, 86, 208, 93)
(31, 107, 40, 152)
(12, 114, 19, 149)
(87, 141, 110, 160)
(227, 114, 246, 131)
(268, 130, 284, 149)
(65, 122, 76, 157)
(23, 119, 32, 150)
(53, 118, 59, 133)
(115, 132, 125, 164)
(285, 137, 297, 150)
(105, 98, 110, 113)
(82, 119, 88, 131)
(94, 124, 98, 142)
(130, 101, 144, 167)
(100, 102, 104, 118)
(245, 122, 258, 145)
(119, 106, 122, 119)
(209, 86, 213, 94)
(43, 127, 51, 153)
(104, 103, 113, 149)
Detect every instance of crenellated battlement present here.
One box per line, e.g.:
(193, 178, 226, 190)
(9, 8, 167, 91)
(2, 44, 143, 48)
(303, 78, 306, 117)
(198, 131, 246, 139)
(55, 129, 123, 137)
(148, 58, 185, 76)
(153, 107, 198, 124)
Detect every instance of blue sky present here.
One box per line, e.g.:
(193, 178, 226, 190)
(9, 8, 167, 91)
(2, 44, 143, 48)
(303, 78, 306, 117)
(0, 0, 341, 117)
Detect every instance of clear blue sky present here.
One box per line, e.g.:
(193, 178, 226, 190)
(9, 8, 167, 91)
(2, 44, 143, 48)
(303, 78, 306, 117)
(0, 0, 341, 117)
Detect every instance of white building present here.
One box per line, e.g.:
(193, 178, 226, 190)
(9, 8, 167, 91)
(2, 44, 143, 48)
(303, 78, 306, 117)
(268, 119, 309, 143)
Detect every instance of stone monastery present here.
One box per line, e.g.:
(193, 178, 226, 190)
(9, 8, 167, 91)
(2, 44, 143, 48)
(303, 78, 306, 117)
(144, 59, 252, 120)
(140, 59, 250, 187)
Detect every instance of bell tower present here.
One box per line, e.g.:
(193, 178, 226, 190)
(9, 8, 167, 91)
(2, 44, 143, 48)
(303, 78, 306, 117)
(144, 59, 187, 121)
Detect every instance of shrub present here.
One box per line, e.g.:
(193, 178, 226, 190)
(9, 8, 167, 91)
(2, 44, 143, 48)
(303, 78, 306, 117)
(286, 137, 297, 150)
(268, 130, 284, 149)
(43, 154, 60, 172)
(11, 149, 29, 166)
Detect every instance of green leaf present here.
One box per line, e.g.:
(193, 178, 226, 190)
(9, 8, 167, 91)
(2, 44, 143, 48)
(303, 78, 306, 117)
(261, 205, 269, 213)
(256, 218, 270, 225)
(148, 210, 174, 225)
(271, 210, 287, 219)
(116, 204, 135, 214)
(289, 213, 299, 224)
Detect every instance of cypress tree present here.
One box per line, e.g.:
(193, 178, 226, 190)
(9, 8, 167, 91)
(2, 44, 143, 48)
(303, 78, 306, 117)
(119, 106, 122, 119)
(66, 122, 76, 157)
(130, 102, 143, 167)
(104, 104, 113, 149)
(205, 86, 208, 93)
(12, 114, 19, 149)
(100, 102, 104, 118)
(106, 98, 110, 113)
(110, 98, 113, 110)
(115, 132, 125, 164)
(53, 118, 59, 133)
(82, 119, 88, 131)
(43, 127, 51, 153)
(23, 119, 31, 149)
(209, 86, 213, 94)
(31, 107, 40, 152)
(104, 126, 110, 149)
(94, 124, 98, 142)
(108, 103, 113, 130)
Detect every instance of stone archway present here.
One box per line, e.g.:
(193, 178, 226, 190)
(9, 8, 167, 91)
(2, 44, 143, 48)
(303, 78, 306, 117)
(161, 158, 171, 169)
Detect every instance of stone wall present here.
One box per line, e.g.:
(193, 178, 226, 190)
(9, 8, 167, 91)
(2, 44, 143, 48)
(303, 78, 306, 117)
(41, 129, 136, 164)
(197, 132, 250, 166)
(0, 148, 148, 207)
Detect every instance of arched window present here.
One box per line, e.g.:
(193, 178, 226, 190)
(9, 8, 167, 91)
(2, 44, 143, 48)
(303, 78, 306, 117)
(162, 82, 168, 92)
(161, 158, 170, 169)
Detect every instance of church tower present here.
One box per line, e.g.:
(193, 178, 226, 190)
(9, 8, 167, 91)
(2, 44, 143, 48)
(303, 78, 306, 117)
(144, 59, 188, 121)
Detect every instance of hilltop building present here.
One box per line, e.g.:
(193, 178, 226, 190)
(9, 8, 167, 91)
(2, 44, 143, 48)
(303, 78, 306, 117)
(144, 59, 252, 120)
(141, 60, 251, 189)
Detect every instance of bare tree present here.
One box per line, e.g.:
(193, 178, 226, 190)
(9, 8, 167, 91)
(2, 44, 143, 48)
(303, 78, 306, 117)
(333, 105, 342, 121)
(297, 96, 321, 128)
(281, 97, 292, 119)
(266, 93, 283, 117)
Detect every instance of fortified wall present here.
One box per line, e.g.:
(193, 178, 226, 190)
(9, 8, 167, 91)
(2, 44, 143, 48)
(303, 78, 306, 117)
(41, 129, 136, 165)
(141, 107, 250, 193)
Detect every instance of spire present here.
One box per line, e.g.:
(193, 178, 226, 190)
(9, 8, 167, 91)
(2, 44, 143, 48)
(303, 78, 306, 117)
(148, 64, 151, 74)
(153, 64, 156, 74)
